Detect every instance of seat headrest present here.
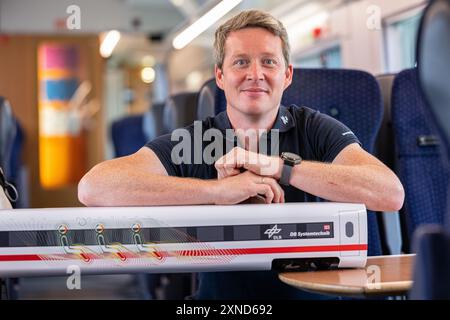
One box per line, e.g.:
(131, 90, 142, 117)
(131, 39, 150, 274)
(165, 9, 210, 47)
(163, 92, 198, 132)
(376, 74, 396, 118)
(376, 74, 396, 96)
(417, 0, 450, 155)
(197, 79, 217, 121)
(281, 68, 383, 153)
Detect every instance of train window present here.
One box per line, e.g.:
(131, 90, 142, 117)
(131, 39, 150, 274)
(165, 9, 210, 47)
(294, 46, 342, 69)
(345, 222, 354, 238)
(384, 11, 423, 73)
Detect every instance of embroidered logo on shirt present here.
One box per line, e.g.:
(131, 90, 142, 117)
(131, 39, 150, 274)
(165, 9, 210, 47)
(281, 116, 289, 125)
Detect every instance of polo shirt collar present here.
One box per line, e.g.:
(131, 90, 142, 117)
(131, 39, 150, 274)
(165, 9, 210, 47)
(213, 105, 295, 133)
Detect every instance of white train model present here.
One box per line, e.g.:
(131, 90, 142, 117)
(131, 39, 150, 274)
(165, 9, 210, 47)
(0, 203, 367, 277)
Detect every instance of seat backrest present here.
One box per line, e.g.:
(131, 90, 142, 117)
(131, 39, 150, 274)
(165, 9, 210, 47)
(375, 74, 402, 255)
(111, 115, 148, 157)
(391, 68, 450, 248)
(214, 68, 384, 256)
(111, 102, 168, 158)
(410, 0, 450, 300)
(285, 69, 385, 256)
(112, 92, 199, 159)
(417, 0, 450, 160)
(282, 69, 384, 153)
(0, 167, 13, 209)
(197, 79, 217, 121)
(0, 97, 17, 178)
(142, 102, 167, 141)
(163, 92, 198, 133)
(375, 74, 396, 169)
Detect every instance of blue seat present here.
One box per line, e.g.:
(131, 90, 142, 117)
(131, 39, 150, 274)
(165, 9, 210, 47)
(111, 95, 199, 299)
(374, 74, 403, 255)
(0, 97, 23, 207)
(143, 102, 166, 141)
(197, 79, 217, 121)
(417, 0, 450, 159)
(0, 96, 17, 177)
(111, 115, 148, 157)
(410, 0, 450, 299)
(163, 92, 198, 133)
(110, 104, 166, 300)
(111, 103, 166, 157)
(0, 96, 25, 299)
(375, 74, 397, 171)
(214, 68, 385, 256)
(285, 69, 385, 256)
(391, 68, 450, 251)
(410, 224, 450, 299)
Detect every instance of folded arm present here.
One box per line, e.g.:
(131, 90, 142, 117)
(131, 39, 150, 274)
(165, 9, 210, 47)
(214, 144, 405, 211)
(286, 144, 405, 211)
(78, 147, 284, 206)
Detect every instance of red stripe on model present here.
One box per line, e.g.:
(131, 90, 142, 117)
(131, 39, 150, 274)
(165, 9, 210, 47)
(0, 255, 42, 261)
(0, 244, 367, 262)
(175, 244, 368, 256)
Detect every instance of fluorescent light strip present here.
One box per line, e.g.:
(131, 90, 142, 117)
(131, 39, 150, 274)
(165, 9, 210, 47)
(100, 30, 121, 58)
(173, 0, 242, 50)
(170, 0, 185, 7)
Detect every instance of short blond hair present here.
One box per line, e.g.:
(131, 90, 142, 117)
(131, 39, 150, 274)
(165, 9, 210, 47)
(214, 10, 290, 70)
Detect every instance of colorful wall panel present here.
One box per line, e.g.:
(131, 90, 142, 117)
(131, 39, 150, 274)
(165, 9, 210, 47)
(38, 44, 86, 189)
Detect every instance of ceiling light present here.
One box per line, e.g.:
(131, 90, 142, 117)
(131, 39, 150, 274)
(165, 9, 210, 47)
(99, 30, 121, 58)
(171, 0, 185, 7)
(141, 67, 155, 83)
(172, 0, 242, 50)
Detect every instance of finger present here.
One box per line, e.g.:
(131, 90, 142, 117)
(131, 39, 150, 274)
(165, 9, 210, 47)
(217, 167, 240, 179)
(227, 167, 241, 176)
(214, 154, 227, 167)
(257, 184, 274, 204)
(278, 186, 285, 203)
(215, 151, 237, 169)
(215, 156, 244, 175)
(262, 178, 283, 203)
(214, 160, 230, 171)
(274, 180, 284, 203)
(226, 166, 241, 178)
(217, 169, 225, 180)
(236, 147, 249, 168)
(217, 168, 227, 180)
(277, 181, 285, 203)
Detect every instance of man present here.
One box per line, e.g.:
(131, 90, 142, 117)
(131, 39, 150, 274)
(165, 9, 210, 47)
(79, 10, 404, 299)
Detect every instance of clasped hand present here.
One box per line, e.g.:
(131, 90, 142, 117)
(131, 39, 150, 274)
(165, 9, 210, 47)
(213, 147, 284, 204)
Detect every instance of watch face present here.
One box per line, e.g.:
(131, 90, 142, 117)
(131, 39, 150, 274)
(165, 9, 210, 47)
(282, 152, 301, 161)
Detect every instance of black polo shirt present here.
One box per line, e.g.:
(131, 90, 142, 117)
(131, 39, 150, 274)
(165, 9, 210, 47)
(146, 104, 360, 203)
(145, 105, 360, 299)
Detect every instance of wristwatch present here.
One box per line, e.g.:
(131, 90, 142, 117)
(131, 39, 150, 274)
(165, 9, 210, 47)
(279, 152, 302, 186)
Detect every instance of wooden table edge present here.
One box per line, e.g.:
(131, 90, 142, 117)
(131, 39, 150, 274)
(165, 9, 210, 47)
(278, 254, 415, 297)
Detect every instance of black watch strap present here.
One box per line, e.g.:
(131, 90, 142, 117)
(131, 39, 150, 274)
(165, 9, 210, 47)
(279, 164, 293, 186)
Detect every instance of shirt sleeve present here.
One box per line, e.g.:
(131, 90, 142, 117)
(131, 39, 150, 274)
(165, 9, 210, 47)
(306, 110, 361, 163)
(145, 134, 180, 177)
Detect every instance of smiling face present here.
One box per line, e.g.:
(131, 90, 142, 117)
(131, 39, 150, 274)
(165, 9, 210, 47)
(215, 27, 293, 127)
